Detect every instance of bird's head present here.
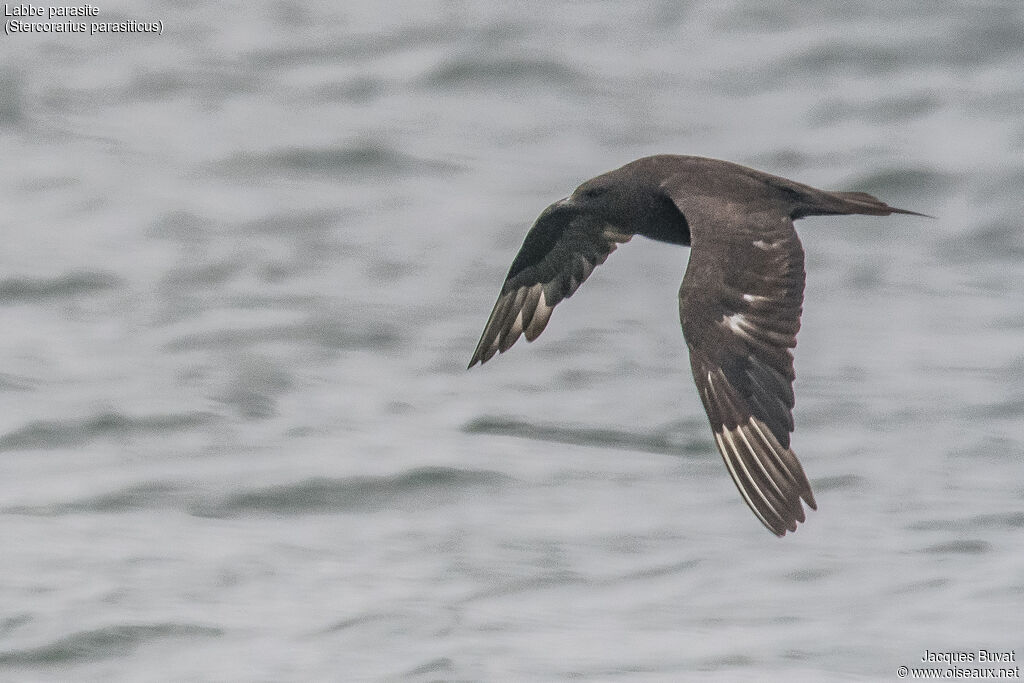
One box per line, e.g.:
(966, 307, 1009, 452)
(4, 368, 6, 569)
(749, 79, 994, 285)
(561, 166, 689, 246)
(562, 173, 631, 226)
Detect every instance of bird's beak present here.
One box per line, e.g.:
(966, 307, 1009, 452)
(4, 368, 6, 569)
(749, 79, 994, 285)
(554, 195, 575, 208)
(537, 196, 575, 219)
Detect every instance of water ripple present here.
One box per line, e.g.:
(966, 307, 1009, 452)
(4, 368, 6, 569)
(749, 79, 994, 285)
(423, 55, 588, 91)
(463, 415, 709, 456)
(910, 512, 1024, 531)
(0, 271, 121, 304)
(0, 69, 24, 126)
(920, 540, 991, 555)
(198, 466, 514, 517)
(812, 474, 867, 493)
(0, 412, 217, 451)
(218, 142, 461, 179)
(0, 623, 222, 665)
(163, 317, 401, 353)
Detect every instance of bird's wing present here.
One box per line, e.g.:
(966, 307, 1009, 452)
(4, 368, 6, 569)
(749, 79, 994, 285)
(469, 202, 632, 367)
(674, 202, 816, 536)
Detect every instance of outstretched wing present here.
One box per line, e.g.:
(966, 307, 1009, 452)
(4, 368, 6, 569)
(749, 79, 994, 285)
(469, 201, 632, 367)
(677, 206, 816, 536)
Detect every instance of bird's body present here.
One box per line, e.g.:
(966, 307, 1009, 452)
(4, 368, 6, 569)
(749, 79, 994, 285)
(469, 155, 925, 536)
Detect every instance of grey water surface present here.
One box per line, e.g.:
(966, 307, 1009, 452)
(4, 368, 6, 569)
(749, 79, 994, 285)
(1, 1, 1023, 680)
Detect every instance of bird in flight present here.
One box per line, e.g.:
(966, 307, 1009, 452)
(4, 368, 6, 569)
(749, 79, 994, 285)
(468, 155, 927, 537)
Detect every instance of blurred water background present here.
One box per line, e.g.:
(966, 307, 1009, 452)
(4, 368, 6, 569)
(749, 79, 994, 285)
(1, 1, 1023, 680)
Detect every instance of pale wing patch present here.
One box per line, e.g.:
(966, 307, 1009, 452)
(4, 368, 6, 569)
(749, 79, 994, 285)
(490, 283, 550, 356)
(747, 416, 812, 503)
(752, 238, 782, 251)
(722, 312, 751, 337)
(703, 368, 815, 537)
(524, 287, 552, 341)
(713, 417, 815, 536)
(719, 311, 793, 347)
(715, 428, 780, 532)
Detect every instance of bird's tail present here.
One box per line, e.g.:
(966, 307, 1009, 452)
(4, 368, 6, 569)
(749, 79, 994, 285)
(803, 190, 933, 218)
(825, 191, 932, 217)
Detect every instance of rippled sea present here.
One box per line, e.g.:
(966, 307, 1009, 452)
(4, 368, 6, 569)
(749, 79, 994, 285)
(2, 1, 1023, 680)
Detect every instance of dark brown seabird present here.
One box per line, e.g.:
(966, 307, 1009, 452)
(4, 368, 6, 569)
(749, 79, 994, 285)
(468, 155, 928, 537)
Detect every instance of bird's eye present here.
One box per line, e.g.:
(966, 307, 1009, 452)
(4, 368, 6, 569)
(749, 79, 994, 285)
(581, 186, 607, 199)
